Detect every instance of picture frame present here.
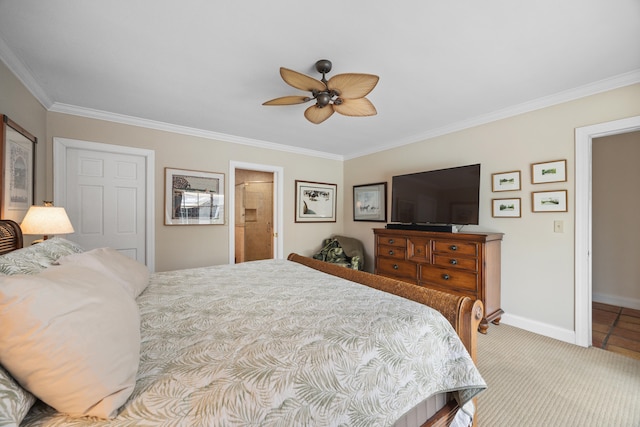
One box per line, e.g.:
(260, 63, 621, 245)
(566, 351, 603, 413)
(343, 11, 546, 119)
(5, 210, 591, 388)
(492, 198, 521, 218)
(165, 167, 225, 225)
(353, 182, 387, 222)
(531, 159, 567, 184)
(295, 180, 337, 222)
(492, 170, 521, 192)
(1, 115, 37, 222)
(532, 190, 567, 212)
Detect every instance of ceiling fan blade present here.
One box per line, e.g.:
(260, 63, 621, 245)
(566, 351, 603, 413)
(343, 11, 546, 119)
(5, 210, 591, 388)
(280, 67, 326, 92)
(304, 104, 335, 124)
(327, 73, 379, 99)
(262, 95, 310, 106)
(333, 98, 377, 117)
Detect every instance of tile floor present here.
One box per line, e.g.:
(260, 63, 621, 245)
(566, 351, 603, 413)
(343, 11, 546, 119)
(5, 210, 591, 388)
(592, 302, 640, 360)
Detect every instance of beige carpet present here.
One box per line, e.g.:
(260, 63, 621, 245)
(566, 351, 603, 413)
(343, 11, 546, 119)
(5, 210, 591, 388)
(475, 324, 640, 427)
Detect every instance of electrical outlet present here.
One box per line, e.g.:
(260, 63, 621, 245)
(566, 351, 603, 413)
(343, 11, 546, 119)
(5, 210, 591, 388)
(554, 220, 564, 233)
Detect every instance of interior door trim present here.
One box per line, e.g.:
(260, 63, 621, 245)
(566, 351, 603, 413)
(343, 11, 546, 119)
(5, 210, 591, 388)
(53, 137, 156, 272)
(574, 115, 640, 347)
(228, 161, 284, 263)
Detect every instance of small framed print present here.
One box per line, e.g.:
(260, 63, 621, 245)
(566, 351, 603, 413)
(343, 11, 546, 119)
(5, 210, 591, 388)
(532, 190, 567, 213)
(295, 180, 337, 222)
(492, 170, 521, 192)
(531, 159, 567, 184)
(492, 198, 521, 218)
(165, 168, 225, 225)
(353, 182, 387, 222)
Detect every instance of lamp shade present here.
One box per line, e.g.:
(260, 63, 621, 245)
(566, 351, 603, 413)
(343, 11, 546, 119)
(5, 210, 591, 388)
(20, 206, 74, 236)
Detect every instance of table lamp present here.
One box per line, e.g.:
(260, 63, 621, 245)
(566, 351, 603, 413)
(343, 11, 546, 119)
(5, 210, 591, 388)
(20, 202, 74, 243)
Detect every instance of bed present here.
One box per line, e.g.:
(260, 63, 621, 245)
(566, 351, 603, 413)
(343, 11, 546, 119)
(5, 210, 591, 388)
(0, 219, 485, 427)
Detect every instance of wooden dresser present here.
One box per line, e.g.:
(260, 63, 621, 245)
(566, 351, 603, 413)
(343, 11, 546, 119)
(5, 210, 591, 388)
(374, 228, 503, 333)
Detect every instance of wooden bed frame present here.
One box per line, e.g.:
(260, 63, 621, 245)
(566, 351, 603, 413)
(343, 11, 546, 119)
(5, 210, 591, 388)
(0, 220, 481, 427)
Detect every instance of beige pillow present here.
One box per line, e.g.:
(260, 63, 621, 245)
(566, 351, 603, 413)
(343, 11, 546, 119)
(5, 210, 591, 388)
(57, 247, 150, 298)
(0, 264, 140, 419)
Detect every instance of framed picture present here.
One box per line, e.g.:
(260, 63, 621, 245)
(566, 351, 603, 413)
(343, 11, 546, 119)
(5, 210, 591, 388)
(492, 170, 521, 192)
(353, 182, 387, 222)
(165, 167, 225, 225)
(492, 198, 521, 218)
(295, 180, 337, 222)
(531, 159, 567, 184)
(1, 115, 37, 222)
(532, 190, 567, 212)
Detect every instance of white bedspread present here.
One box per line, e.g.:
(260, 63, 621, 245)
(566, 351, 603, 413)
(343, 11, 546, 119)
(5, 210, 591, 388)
(22, 259, 485, 426)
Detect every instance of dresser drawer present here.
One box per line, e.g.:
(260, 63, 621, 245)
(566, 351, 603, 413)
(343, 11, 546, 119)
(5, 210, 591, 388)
(407, 237, 430, 262)
(432, 240, 478, 257)
(419, 266, 478, 291)
(377, 244, 406, 260)
(377, 235, 407, 248)
(432, 254, 478, 272)
(377, 258, 417, 282)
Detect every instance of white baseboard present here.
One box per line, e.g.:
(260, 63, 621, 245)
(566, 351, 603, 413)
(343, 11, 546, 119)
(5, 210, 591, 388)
(593, 292, 640, 310)
(500, 313, 576, 345)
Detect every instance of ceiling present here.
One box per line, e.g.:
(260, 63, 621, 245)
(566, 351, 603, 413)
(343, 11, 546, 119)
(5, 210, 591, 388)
(1, 1, 639, 159)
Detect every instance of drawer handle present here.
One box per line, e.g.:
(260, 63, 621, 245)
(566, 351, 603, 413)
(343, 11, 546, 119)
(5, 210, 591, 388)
(442, 274, 450, 280)
(388, 239, 395, 244)
(450, 245, 457, 251)
(393, 264, 399, 270)
(388, 250, 394, 255)
(450, 259, 458, 265)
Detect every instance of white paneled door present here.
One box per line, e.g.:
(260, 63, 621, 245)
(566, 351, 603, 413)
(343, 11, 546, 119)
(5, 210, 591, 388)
(54, 138, 155, 270)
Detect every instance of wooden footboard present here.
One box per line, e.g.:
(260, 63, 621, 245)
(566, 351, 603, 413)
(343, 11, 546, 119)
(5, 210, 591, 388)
(287, 253, 483, 362)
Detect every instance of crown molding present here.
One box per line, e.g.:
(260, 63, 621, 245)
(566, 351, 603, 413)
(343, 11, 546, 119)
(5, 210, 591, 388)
(344, 69, 640, 160)
(0, 35, 53, 108)
(48, 103, 344, 161)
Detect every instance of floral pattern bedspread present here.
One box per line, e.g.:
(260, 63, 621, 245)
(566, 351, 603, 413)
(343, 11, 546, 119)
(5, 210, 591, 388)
(22, 259, 486, 427)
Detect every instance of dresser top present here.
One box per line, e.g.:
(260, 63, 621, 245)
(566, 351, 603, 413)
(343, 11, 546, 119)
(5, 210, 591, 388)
(374, 228, 504, 242)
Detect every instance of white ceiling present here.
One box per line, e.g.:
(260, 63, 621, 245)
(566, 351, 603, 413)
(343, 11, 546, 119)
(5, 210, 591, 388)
(1, 1, 639, 159)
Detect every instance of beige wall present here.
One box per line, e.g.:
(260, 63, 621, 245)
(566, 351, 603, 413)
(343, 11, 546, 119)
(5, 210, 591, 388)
(45, 113, 344, 271)
(592, 131, 640, 308)
(344, 84, 640, 333)
(0, 61, 47, 223)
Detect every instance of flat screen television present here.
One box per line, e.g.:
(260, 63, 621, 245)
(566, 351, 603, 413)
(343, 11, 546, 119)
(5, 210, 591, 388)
(390, 164, 480, 225)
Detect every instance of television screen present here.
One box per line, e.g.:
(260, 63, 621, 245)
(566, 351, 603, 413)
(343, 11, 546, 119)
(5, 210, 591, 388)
(390, 164, 480, 225)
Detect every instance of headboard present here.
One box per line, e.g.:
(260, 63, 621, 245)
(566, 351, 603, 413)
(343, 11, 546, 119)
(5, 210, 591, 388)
(0, 219, 23, 255)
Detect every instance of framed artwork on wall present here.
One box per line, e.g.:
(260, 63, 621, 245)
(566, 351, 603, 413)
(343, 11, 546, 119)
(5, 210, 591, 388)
(0, 115, 37, 222)
(165, 167, 225, 225)
(492, 170, 521, 192)
(532, 190, 568, 212)
(492, 198, 521, 218)
(353, 182, 387, 222)
(295, 180, 337, 222)
(531, 159, 567, 184)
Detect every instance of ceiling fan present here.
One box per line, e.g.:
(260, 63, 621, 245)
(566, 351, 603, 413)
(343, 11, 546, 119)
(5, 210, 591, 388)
(263, 59, 379, 124)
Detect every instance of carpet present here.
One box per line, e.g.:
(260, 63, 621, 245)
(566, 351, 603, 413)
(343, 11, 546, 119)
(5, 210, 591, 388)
(476, 324, 640, 427)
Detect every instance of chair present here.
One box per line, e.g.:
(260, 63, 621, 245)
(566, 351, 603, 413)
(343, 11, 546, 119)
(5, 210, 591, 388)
(312, 235, 364, 270)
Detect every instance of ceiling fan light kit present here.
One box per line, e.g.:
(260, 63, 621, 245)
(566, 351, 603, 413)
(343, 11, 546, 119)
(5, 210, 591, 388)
(263, 59, 379, 124)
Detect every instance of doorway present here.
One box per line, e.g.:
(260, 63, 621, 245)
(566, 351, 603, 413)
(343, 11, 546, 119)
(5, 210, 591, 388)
(228, 161, 284, 264)
(234, 169, 273, 263)
(575, 115, 640, 347)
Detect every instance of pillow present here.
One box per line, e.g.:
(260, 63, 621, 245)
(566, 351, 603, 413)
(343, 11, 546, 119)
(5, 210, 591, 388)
(0, 264, 140, 419)
(0, 237, 84, 276)
(0, 364, 36, 426)
(56, 247, 150, 298)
